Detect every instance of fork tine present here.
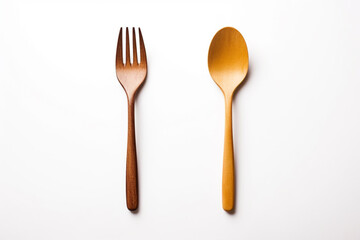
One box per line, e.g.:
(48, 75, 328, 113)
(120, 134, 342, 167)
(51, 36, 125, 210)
(139, 28, 147, 66)
(125, 27, 130, 65)
(116, 27, 123, 67)
(132, 27, 138, 65)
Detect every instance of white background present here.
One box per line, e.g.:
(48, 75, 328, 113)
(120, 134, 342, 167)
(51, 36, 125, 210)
(1, 0, 360, 239)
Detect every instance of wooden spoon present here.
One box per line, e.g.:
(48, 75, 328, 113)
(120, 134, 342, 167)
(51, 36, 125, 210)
(208, 27, 249, 211)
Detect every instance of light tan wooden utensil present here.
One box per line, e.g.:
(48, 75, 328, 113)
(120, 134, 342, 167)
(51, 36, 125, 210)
(208, 27, 249, 211)
(116, 27, 147, 211)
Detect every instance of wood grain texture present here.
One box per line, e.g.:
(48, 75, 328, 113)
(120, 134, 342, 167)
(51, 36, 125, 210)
(116, 27, 147, 211)
(208, 27, 249, 211)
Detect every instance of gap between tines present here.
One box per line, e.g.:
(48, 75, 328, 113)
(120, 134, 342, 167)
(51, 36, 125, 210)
(121, 27, 141, 65)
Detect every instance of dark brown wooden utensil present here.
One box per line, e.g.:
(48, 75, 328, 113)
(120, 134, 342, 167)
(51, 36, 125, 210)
(115, 27, 147, 211)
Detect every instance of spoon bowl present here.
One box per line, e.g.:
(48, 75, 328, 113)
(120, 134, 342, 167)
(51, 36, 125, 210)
(208, 27, 249, 94)
(208, 27, 249, 211)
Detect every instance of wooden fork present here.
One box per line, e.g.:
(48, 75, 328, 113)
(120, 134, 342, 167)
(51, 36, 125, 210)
(115, 27, 147, 211)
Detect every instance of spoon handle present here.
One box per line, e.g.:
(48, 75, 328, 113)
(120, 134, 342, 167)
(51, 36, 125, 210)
(126, 96, 138, 211)
(222, 95, 235, 211)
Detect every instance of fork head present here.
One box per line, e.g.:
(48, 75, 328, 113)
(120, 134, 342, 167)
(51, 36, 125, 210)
(116, 27, 147, 97)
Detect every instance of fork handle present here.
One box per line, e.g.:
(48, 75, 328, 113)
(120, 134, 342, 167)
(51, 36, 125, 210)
(222, 95, 235, 211)
(126, 96, 138, 211)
